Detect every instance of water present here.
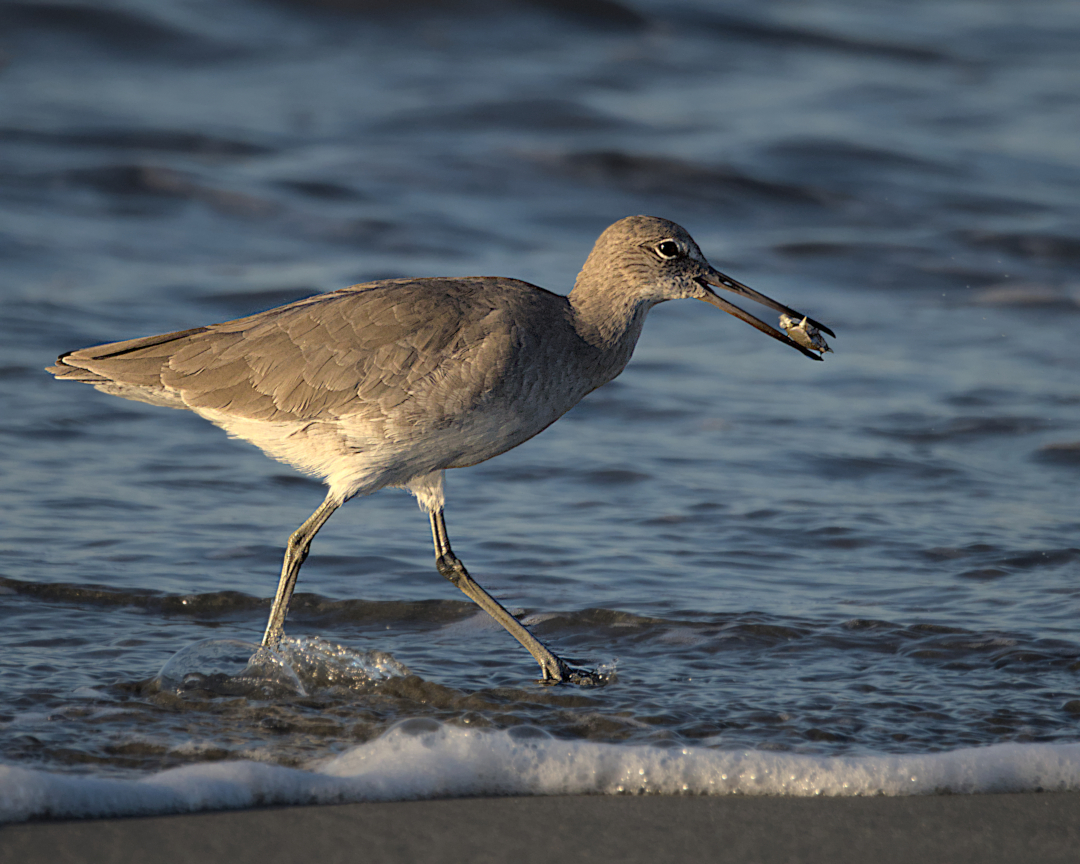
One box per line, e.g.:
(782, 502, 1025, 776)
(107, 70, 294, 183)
(2, 0, 1080, 821)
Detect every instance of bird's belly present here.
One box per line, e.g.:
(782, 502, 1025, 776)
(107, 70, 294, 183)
(437, 401, 564, 469)
(198, 375, 590, 502)
(361, 389, 573, 474)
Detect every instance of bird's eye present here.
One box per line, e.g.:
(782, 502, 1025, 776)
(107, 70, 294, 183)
(655, 240, 680, 259)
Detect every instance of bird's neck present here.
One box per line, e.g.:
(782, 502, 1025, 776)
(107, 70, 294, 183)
(568, 275, 656, 379)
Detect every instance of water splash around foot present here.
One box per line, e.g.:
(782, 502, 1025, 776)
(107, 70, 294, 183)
(156, 636, 409, 698)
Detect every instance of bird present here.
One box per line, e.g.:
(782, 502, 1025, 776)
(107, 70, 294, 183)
(48, 216, 833, 685)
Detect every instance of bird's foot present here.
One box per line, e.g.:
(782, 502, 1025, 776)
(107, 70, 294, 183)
(432, 552, 610, 687)
(261, 627, 285, 651)
(539, 656, 611, 688)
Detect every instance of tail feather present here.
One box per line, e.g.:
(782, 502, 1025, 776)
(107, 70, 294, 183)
(47, 326, 210, 409)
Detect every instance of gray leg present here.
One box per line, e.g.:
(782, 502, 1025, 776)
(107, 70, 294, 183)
(430, 509, 590, 684)
(261, 493, 341, 648)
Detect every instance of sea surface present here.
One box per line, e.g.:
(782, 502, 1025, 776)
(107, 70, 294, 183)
(1, 0, 1080, 822)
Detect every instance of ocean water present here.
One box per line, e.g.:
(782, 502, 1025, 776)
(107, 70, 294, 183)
(1, 0, 1080, 823)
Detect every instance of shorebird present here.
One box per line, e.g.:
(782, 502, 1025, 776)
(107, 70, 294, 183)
(48, 216, 833, 684)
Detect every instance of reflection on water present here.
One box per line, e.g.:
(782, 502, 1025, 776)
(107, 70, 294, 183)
(0, 0, 1079, 784)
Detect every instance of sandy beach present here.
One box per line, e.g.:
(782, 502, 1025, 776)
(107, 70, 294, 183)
(3, 792, 1078, 864)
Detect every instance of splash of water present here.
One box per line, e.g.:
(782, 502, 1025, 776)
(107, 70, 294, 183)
(156, 636, 409, 698)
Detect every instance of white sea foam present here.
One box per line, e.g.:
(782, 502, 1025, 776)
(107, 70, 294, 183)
(2, 723, 1079, 824)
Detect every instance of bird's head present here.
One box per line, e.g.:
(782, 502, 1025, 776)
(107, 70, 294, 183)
(580, 215, 834, 360)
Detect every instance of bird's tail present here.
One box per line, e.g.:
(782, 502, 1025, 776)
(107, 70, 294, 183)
(47, 326, 209, 409)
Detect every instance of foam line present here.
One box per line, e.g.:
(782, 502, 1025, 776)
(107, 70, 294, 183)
(3, 723, 1080, 824)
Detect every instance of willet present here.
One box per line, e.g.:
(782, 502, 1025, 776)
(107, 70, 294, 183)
(48, 216, 833, 685)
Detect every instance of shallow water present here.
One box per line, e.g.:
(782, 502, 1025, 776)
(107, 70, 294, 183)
(1, 0, 1079, 817)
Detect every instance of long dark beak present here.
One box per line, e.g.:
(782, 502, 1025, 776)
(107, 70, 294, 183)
(696, 269, 835, 361)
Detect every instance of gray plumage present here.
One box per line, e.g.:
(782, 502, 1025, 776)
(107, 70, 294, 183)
(49, 215, 833, 684)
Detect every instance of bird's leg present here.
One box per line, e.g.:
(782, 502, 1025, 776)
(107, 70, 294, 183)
(261, 493, 341, 648)
(429, 509, 590, 685)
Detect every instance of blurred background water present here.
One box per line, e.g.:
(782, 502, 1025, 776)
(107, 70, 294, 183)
(1, 0, 1079, 782)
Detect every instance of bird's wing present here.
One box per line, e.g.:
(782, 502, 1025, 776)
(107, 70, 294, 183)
(50, 278, 541, 425)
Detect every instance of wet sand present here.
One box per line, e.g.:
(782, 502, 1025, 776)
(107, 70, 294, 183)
(3, 792, 1079, 864)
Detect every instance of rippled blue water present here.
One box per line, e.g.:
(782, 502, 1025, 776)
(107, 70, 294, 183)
(1, 0, 1079, 780)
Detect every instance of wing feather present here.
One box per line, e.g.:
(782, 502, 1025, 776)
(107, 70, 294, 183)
(49, 278, 561, 427)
